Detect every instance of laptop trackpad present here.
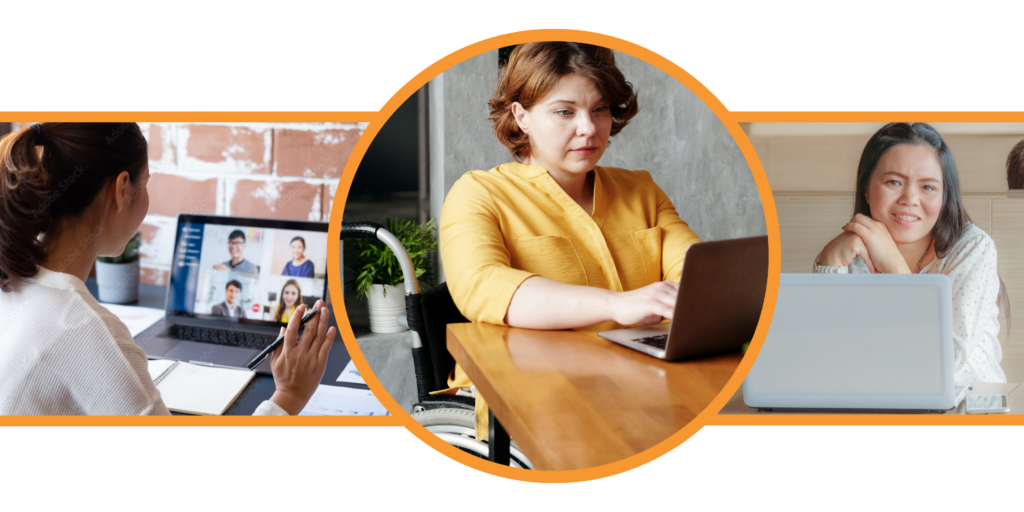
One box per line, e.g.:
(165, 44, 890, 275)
(163, 341, 258, 367)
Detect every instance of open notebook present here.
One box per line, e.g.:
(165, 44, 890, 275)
(147, 360, 256, 415)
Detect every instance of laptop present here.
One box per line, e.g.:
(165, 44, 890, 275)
(135, 214, 329, 374)
(742, 273, 967, 412)
(597, 236, 768, 361)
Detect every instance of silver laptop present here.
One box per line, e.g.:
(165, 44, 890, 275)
(742, 273, 966, 412)
(598, 236, 768, 361)
(134, 214, 328, 374)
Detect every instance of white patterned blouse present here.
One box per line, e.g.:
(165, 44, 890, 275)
(849, 223, 1006, 385)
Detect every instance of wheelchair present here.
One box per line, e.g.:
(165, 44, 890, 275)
(341, 221, 533, 469)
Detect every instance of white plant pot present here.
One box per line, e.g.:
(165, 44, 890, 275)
(95, 260, 140, 304)
(367, 284, 407, 333)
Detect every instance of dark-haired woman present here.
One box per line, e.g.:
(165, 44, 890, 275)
(281, 236, 314, 277)
(815, 122, 1006, 384)
(439, 43, 702, 423)
(0, 123, 336, 415)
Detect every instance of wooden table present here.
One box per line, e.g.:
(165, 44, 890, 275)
(446, 323, 743, 470)
(719, 382, 1023, 415)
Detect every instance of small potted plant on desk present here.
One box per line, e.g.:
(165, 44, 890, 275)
(345, 219, 438, 333)
(95, 231, 141, 304)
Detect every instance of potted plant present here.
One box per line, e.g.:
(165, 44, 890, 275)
(345, 219, 439, 333)
(95, 231, 142, 304)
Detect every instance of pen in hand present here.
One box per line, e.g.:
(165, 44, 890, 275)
(246, 306, 321, 370)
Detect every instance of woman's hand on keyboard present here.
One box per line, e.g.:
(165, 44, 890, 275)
(268, 300, 337, 415)
(610, 280, 679, 326)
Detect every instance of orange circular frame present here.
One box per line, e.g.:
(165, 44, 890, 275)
(327, 29, 781, 482)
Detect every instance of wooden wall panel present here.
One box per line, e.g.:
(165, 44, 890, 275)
(963, 196, 993, 234)
(992, 198, 1024, 381)
(759, 136, 864, 191)
(754, 133, 1023, 192)
(776, 195, 855, 273)
(945, 135, 1024, 191)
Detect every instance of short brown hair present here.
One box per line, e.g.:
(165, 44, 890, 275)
(1007, 137, 1024, 189)
(488, 42, 639, 160)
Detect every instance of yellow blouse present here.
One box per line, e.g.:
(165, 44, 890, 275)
(279, 305, 296, 323)
(440, 162, 702, 389)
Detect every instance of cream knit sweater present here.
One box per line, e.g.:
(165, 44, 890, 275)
(0, 267, 285, 415)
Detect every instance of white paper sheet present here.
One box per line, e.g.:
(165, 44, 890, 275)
(99, 304, 165, 337)
(336, 359, 365, 384)
(299, 385, 390, 416)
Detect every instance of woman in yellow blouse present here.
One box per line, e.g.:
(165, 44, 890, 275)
(440, 42, 702, 402)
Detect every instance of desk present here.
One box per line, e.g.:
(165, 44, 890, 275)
(84, 279, 360, 415)
(446, 323, 743, 470)
(719, 382, 1024, 415)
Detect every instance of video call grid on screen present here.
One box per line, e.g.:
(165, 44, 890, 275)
(167, 215, 329, 326)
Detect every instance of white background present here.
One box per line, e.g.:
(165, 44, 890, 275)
(5, 2, 1024, 510)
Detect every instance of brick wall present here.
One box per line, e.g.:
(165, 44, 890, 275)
(137, 122, 362, 285)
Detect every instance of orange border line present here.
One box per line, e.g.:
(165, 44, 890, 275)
(707, 414, 1024, 426)
(0, 416, 402, 427)
(729, 111, 1024, 122)
(0, 112, 381, 123)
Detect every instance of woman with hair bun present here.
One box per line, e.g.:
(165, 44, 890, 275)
(439, 43, 703, 420)
(0, 123, 335, 415)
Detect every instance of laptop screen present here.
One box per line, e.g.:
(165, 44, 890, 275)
(167, 215, 329, 326)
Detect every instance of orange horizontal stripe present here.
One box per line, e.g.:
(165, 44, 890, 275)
(730, 111, 1024, 122)
(707, 415, 1024, 426)
(0, 416, 403, 427)
(10, 111, 1024, 123)
(0, 112, 381, 122)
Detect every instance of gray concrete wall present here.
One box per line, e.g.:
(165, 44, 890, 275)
(428, 49, 766, 250)
(428, 49, 510, 219)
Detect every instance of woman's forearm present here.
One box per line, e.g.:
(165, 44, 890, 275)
(505, 277, 615, 329)
(505, 276, 678, 330)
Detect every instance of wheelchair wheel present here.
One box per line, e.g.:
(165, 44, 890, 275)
(411, 407, 534, 469)
(412, 406, 475, 429)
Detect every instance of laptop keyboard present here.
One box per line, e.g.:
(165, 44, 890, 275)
(160, 324, 276, 350)
(632, 334, 668, 350)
